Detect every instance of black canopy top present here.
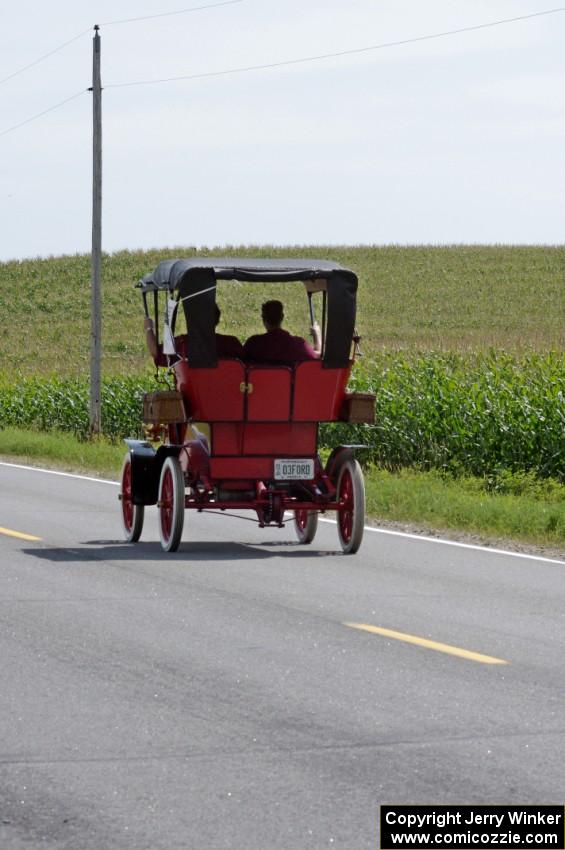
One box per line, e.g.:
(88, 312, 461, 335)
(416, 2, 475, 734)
(138, 257, 358, 368)
(138, 257, 357, 291)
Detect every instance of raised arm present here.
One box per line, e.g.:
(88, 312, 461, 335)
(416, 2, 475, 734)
(143, 316, 159, 362)
(310, 321, 322, 355)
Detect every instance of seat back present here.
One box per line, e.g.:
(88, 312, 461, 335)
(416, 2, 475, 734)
(173, 358, 350, 424)
(292, 360, 351, 421)
(174, 359, 245, 421)
(246, 366, 292, 422)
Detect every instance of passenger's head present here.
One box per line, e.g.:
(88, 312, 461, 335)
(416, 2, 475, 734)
(214, 304, 221, 327)
(261, 300, 284, 330)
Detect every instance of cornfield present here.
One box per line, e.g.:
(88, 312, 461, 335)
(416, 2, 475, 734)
(324, 351, 564, 480)
(1, 351, 563, 480)
(0, 375, 153, 442)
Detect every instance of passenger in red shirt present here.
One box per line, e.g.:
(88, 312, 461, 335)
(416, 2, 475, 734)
(243, 300, 321, 365)
(144, 305, 243, 366)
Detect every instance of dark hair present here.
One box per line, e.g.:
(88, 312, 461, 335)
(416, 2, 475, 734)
(261, 300, 284, 326)
(214, 304, 221, 326)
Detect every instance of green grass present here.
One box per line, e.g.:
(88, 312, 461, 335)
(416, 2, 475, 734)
(0, 428, 563, 552)
(1, 245, 564, 376)
(365, 468, 565, 549)
(0, 427, 124, 479)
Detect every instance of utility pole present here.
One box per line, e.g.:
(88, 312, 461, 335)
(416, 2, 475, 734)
(90, 25, 102, 435)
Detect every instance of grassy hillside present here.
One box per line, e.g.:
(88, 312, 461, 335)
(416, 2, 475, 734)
(1, 245, 563, 377)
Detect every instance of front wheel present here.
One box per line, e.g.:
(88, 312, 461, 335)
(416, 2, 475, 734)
(336, 459, 365, 554)
(158, 456, 185, 552)
(294, 509, 318, 544)
(120, 453, 144, 543)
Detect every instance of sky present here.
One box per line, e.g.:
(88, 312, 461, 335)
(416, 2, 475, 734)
(1, 0, 564, 261)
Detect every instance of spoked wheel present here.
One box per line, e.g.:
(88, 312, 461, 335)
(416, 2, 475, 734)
(336, 459, 365, 554)
(158, 456, 185, 552)
(294, 509, 318, 544)
(120, 453, 144, 543)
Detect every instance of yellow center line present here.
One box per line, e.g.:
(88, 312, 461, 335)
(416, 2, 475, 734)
(0, 526, 42, 542)
(344, 622, 508, 665)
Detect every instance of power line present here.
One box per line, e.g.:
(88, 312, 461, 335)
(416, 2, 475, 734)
(0, 89, 86, 138)
(101, 0, 243, 27)
(0, 29, 90, 87)
(0, 1, 244, 137)
(105, 6, 565, 89)
(0, 0, 244, 88)
(1, 5, 562, 139)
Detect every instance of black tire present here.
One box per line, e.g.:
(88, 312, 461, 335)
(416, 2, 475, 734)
(294, 509, 319, 544)
(158, 456, 185, 552)
(120, 453, 144, 543)
(336, 459, 365, 554)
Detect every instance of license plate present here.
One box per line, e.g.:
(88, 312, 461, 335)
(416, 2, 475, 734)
(274, 458, 315, 481)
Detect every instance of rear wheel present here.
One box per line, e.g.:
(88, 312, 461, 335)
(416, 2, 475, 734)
(120, 453, 144, 543)
(336, 459, 365, 554)
(294, 509, 318, 544)
(158, 456, 185, 552)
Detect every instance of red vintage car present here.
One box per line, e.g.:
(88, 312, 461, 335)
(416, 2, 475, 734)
(120, 258, 374, 554)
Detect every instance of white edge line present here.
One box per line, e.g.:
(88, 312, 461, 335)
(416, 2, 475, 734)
(2, 461, 563, 566)
(319, 517, 565, 565)
(0, 460, 118, 486)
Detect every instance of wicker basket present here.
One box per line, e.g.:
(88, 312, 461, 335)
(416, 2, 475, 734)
(340, 392, 376, 424)
(143, 391, 187, 424)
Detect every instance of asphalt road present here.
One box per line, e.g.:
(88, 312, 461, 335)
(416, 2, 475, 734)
(1, 461, 564, 850)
